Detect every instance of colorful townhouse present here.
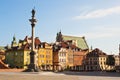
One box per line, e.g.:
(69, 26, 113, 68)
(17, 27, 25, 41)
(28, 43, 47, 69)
(53, 41, 74, 71)
(53, 31, 89, 71)
(38, 42, 53, 70)
(84, 48, 115, 71)
(5, 36, 40, 69)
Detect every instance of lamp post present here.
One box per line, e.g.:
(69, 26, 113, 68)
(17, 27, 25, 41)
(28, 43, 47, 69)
(28, 9, 38, 72)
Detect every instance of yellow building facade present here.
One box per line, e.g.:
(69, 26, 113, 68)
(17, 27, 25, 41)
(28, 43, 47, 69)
(5, 44, 31, 69)
(38, 42, 53, 70)
(5, 36, 53, 70)
(5, 36, 41, 69)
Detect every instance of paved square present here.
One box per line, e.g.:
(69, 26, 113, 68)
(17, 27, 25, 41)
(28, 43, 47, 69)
(0, 71, 119, 80)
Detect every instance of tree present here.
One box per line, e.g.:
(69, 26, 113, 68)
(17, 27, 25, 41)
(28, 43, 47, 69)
(106, 55, 115, 71)
(106, 55, 115, 66)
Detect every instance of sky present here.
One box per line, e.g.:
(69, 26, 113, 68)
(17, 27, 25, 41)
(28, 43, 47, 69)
(0, 0, 120, 55)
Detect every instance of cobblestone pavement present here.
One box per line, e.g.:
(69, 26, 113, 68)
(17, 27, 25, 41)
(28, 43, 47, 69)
(0, 71, 119, 80)
(0, 69, 24, 72)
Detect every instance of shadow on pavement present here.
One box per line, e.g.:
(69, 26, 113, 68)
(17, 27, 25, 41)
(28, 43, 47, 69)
(56, 71, 120, 77)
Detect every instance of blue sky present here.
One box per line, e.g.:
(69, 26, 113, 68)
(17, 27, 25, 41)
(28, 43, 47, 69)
(0, 0, 120, 54)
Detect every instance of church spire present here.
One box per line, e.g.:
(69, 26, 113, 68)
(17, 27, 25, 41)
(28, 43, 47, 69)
(56, 30, 63, 42)
(91, 46, 93, 50)
(13, 34, 16, 41)
(11, 34, 17, 47)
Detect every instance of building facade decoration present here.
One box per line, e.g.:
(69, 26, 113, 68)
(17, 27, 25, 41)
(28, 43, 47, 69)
(53, 31, 89, 71)
(5, 36, 41, 69)
(84, 48, 115, 71)
(38, 42, 53, 70)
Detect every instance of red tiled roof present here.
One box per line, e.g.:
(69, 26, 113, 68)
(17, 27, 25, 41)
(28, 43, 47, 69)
(61, 42, 68, 48)
(35, 37, 41, 45)
(24, 36, 41, 45)
(60, 41, 78, 49)
(0, 51, 5, 55)
(93, 48, 106, 55)
(0, 60, 9, 69)
(20, 43, 30, 50)
(70, 44, 77, 49)
(87, 48, 107, 57)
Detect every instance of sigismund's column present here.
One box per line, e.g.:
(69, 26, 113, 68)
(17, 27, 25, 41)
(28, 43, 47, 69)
(28, 9, 39, 72)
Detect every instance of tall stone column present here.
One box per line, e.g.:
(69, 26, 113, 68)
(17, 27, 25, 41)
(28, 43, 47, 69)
(27, 9, 39, 72)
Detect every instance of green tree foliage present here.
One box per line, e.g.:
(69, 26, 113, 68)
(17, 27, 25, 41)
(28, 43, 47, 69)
(106, 55, 115, 66)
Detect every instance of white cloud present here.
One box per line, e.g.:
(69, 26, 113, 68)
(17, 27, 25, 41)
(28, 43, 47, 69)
(82, 32, 114, 39)
(74, 6, 120, 19)
(76, 26, 120, 39)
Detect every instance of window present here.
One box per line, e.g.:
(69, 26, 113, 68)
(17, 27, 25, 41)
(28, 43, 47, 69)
(104, 58, 105, 60)
(15, 52, 17, 56)
(59, 59, 61, 62)
(20, 58, 23, 62)
(40, 55, 43, 58)
(42, 60, 44, 63)
(64, 53, 66, 56)
(46, 60, 48, 63)
(62, 53, 64, 56)
(104, 62, 106, 65)
(62, 59, 63, 62)
(26, 58, 29, 62)
(64, 59, 66, 62)
(27, 52, 29, 56)
(21, 53, 23, 56)
(49, 60, 51, 63)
